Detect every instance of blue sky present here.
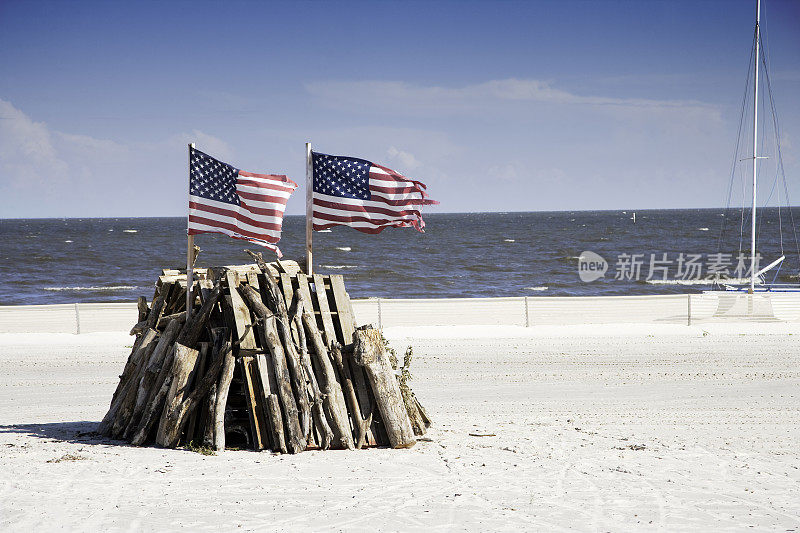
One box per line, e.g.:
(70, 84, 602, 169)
(1, 0, 798, 217)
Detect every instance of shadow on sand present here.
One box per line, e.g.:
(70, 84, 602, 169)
(0, 421, 123, 446)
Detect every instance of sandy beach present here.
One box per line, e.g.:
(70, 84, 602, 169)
(1, 324, 798, 532)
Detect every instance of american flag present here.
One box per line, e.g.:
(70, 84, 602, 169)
(188, 147, 297, 257)
(312, 152, 437, 233)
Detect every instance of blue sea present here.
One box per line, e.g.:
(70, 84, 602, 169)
(1, 209, 798, 305)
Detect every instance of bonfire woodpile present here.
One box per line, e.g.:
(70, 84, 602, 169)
(98, 255, 430, 452)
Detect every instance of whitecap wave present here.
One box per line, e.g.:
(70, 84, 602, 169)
(503, 238, 515, 243)
(526, 286, 548, 291)
(698, 227, 709, 231)
(123, 229, 138, 233)
(64, 240, 73, 243)
(336, 246, 351, 252)
(320, 265, 357, 269)
(44, 285, 136, 292)
(318, 229, 332, 233)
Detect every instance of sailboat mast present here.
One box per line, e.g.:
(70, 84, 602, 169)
(750, 0, 760, 293)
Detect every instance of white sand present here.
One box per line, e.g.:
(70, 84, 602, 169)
(1, 326, 799, 531)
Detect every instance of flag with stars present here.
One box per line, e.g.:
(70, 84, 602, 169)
(188, 147, 297, 256)
(312, 151, 438, 234)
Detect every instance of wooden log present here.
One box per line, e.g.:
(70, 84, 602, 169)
(137, 296, 149, 323)
(130, 311, 186, 336)
(145, 282, 172, 330)
(175, 283, 221, 349)
(212, 328, 235, 451)
(298, 293, 354, 450)
(108, 332, 162, 439)
(239, 284, 306, 454)
(122, 319, 184, 440)
(97, 328, 159, 436)
(266, 394, 287, 454)
(293, 299, 332, 449)
(182, 341, 210, 445)
(156, 343, 200, 446)
(352, 327, 416, 449)
(201, 381, 217, 448)
(329, 342, 369, 448)
(264, 332, 307, 451)
(130, 348, 176, 446)
(158, 328, 232, 448)
(252, 278, 312, 440)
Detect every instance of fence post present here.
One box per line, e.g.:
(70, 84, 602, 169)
(377, 297, 382, 330)
(524, 296, 530, 327)
(687, 294, 692, 326)
(74, 302, 81, 334)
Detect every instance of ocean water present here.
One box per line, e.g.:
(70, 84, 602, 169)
(1, 209, 798, 305)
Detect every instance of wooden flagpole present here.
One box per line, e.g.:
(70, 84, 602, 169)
(186, 143, 195, 319)
(305, 142, 313, 275)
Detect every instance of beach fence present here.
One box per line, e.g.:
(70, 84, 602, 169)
(1, 293, 799, 334)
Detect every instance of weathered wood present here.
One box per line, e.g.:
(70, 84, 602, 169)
(353, 327, 416, 449)
(239, 355, 267, 450)
(130, 348, 176, 446)
(226, 272, 257, 350)
(212, 329, 235, 451)
(329, 275, 355, 344)
(109, 333, 162, 439)
(102, 330, 149, 420)
(298, 293, 354, 450)
(238, 285, 305, 454)
(251, 352, 278, 451)
(329, 274, 377, 445)
(201, 381, 217, 448)
(97, 328, 159, 436)
(156, 343, 200, 446)
(241, 282, 310, 441)
(137, 296, 149, 323)
(175, 283, 222, 349)
(329, 342, 369, 448)
(312, 274, 337, 349)
(122, 320, 184, 440)
(266, 394, 287, 454)
(158, 329, 232, 448)
(145, 282, 172, 330)
(182, 341, 210, 445)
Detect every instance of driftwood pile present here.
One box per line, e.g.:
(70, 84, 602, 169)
(98, 257, 430, 453)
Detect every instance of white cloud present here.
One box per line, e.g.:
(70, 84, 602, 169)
(386, 146, 421, 170)
(0, 98, 233, 217)
(0, 99, 68, 190)
(305, 78, 719, 116)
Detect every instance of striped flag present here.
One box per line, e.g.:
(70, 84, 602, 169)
(188, 147, 297, 257)
(312, 151, 438, 233)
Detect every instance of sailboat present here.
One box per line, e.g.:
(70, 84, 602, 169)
(713, 0, 799, 294)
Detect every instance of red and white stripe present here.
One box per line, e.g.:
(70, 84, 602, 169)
(189, 171, 298, 256)
(312, 164, 437, 234)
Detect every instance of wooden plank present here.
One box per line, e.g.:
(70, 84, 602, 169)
(313, 274, 337, 349)
(239, 355, 267, 450)
(226, 271, 257, 350)
(328, 274, 378, 445)
(279, 273, 295, 314)
(329, 275, 355, 344)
